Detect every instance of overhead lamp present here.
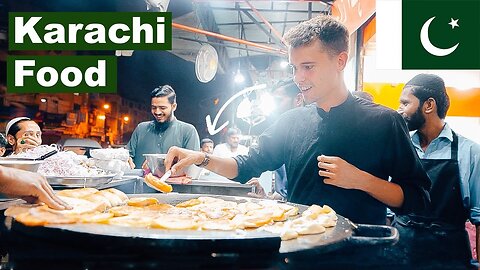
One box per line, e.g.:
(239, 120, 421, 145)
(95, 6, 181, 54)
(40, 98, 47, 103)
(259, 93, 275, 116)
(123, 116, 130, 122)
(234, 71, 245, 83)
(103, 104, 110, 110)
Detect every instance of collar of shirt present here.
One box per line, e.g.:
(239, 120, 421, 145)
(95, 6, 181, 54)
(411, 123, 453, 155)
(316, 92, 354, 119)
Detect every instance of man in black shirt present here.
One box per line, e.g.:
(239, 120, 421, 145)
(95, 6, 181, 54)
(164, 15, 430, 225)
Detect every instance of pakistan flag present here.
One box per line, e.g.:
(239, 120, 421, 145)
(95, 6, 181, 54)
(402, 0, 480, 69)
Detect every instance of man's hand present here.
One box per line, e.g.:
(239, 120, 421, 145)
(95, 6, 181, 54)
(141, 158, 150, 171)
(317, 155, 363, 189)
(15, 135, 41, 153)
(0, 166, 71, 210)
(317, 155, 404, 208)
(164, 146, 204, 175)
(127, 157, 135, 169)
(246, 178, 267, 198)
(165, 147, 239, 180)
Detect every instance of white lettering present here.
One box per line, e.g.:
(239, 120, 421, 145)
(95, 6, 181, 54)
(61, 67, 83, 87)
(133, 17, 153, 43)
(37, 67, 58, 87)
(68, 24, 84, 43)
(14, 15, 167, 46)
(14, 60, 35, 86)
(108, 24, 130, 44)
(156, 17, 165, 44)
(44, 24, 65, 44)
(85, 60, 106, 87)
(84, 24, 106, 44)
(15, 17, 42, 43)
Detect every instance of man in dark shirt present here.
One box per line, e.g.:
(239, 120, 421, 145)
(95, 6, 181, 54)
(164, 15, 430, 225)
(247, 79, 304, 200)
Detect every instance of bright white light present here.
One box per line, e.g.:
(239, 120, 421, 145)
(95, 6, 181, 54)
(280, 60, 289, 68)
(40, 98, 47, 103)
(453, 82, 476, 91)
(344, 59, 356, 92)
(234, 72, 245, 83)
(236, 98, 252, 119)
(260, 93, 275, 116)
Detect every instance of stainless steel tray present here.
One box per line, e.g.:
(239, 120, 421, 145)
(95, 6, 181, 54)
(163, 180, 253, 196)
(47, 174, 117, 188)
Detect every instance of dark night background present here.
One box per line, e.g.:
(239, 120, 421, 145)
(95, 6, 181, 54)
(1, 0, 246, 143)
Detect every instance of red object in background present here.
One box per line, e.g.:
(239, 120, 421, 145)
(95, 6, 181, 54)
(466, 222, 477, 260)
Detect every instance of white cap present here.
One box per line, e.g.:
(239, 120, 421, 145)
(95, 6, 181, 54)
(5, 117, 30, 136)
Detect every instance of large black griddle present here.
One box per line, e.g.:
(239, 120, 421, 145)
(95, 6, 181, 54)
(9, 193, 398, 255)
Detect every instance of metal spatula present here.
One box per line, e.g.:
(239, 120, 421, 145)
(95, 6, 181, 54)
(158, 170, 172, 183)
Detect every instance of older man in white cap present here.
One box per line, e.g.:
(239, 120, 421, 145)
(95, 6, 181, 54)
(2, 118, 69, 209)
(5, 117, 42, 154)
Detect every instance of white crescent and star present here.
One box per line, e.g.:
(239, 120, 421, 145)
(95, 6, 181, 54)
(420, 16, 460, 57)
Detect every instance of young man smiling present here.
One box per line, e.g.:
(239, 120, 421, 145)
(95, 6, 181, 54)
(126, 85, 200, 169)
(163, 16, 430, 226)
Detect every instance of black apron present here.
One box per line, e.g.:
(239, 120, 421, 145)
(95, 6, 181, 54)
(389, 131, 473, 269)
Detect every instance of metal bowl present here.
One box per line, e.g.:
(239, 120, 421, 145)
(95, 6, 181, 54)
(0, 159, 44, 172)
(143, 154, 202, 179)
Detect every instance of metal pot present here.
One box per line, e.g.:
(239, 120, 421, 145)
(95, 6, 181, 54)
(143, 154, 202, 179)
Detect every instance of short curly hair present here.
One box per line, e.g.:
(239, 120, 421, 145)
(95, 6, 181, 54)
(284, 15, 349, 57)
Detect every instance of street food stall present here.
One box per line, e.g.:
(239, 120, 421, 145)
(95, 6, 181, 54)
(1, 0, 479, 269)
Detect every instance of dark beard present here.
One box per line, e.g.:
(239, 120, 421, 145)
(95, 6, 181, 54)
(152, 116, 172, 134)
(405, 106, 425, 131)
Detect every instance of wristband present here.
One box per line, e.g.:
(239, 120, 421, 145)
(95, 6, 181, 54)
(195, 153, 210, 167)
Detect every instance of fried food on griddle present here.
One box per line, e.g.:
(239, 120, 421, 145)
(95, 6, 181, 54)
(56, 188, 98, 198)
(96, 190, 125, 207)
(127, 197, 159, 207)
(144, 173, 173, 193)
(109, 205, 143, 217)
(200, 219, 236, 231)
(82, 193, 112, 211)
(80, 212, 114, 223)
(8, 187, 338, 241)
(108, 215, 154, 227)
(4, 204, 40, 218)
(43, 196, 104, 215)
(15, 207, 78, 226)
(151, 215, 198, 230)
(175, 198, 201, 208)
(104, 188, 129, 202)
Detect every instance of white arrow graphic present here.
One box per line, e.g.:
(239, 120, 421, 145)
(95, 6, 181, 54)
(206, 84, 267, 135)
